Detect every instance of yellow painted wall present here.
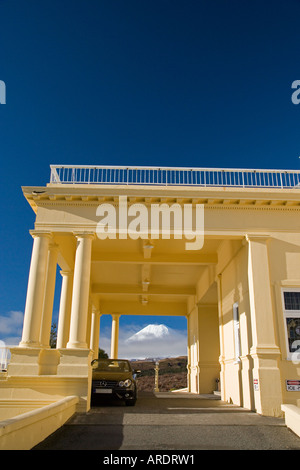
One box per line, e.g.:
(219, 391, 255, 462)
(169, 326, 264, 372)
(217, 240, 253, 408)
(268, 234, 300, 405)
(215, 235, 300, 413)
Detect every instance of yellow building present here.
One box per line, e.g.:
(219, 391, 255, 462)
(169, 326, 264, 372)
(1, 164, 300, 448)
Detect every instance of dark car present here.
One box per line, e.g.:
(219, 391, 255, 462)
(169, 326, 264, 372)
(91, 358, 138, 406)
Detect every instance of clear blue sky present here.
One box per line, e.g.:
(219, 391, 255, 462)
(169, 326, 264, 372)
(1, 0, 300, 348)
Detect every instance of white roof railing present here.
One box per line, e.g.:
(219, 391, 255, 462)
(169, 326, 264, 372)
(49, 164, 300, 189)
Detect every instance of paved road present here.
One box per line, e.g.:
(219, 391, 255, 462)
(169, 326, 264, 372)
(33, 392, 300, 451)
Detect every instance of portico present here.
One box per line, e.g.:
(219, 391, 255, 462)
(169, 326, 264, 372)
(1, 165, 300, 419)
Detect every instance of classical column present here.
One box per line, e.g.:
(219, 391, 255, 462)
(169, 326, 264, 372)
(56, 270, 73, 349)
(246, 235, 282, 416)
(20, 231, 52, 348)
(110, 314, 121, 359)
(67, 233, 95, 349)
(90, 308, 101, 360)
(39, 243, 59, 348)
(85, 300, 93, 347)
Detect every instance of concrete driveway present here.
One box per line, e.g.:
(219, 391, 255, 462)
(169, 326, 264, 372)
(33, 391, 300, 451)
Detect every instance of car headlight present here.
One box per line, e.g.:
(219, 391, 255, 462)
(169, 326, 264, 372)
(119, 379, 132, 388)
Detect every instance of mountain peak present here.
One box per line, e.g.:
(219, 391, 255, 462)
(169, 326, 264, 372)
(126, 324, 170, 342)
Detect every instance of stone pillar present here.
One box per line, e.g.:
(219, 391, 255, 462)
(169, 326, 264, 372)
(246, 235, 283, 416)
(197, 304, 220, 394)
(110, 314, 120, 359)
(186, 313, 192, 392)
(90, 309, 101, 360)
(39, 243, 59, 348)
(56, 270, 73, 349)
(189, 306, 199, 394)
(67, 233, 95, 349)
(217, 274, 226, 402)
(19, 231, 52, 348)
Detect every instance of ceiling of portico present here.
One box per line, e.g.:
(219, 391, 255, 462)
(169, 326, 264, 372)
(89, 236, 222, 316)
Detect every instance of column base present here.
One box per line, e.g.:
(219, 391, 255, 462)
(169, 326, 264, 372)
(240, 354, 255, 411)
(189, 365, 199, 393)
(250, 346, 283, 417)
(8, 348, 61, 376)
(187, 365, 191, 392)
(3, 346, 93, 413)
(19, 341, 41, 348)
(39, 348, 60, 375)
(218, 355, 226, 402)
(198, 361, 221, 394)
(66, 341, 88, 349)
(57, 348, 92, 376)
(7, 347, 41, 376)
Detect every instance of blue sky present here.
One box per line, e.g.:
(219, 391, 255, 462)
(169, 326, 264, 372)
(1, 0, 300, 354)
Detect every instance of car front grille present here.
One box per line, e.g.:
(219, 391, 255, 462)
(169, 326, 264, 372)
(92, 380, 118, 388)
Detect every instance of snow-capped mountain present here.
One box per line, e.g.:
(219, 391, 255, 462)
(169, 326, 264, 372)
(99, 322, 187, 360)
(126, 324, 170, 342)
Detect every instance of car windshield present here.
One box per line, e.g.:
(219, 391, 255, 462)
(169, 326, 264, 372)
(92, 359, 131, 372)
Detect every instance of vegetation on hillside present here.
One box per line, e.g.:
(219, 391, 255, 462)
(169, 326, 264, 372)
(131, 356, 188, 392)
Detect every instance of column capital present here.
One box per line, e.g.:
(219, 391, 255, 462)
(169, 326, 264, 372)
(60, 269, 73, 277)
(92, 306, 101, 315)
(29, 230, 53, 239)
(111, 313, 121, 319)
(245, 234, 271, 244)
(73, 231, 96, 240)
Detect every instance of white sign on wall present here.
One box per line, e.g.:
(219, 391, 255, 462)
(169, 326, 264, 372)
(286, 380, 300, 392)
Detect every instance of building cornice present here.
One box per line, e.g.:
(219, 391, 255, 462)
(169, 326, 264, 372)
(22, 184, 300, 213)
